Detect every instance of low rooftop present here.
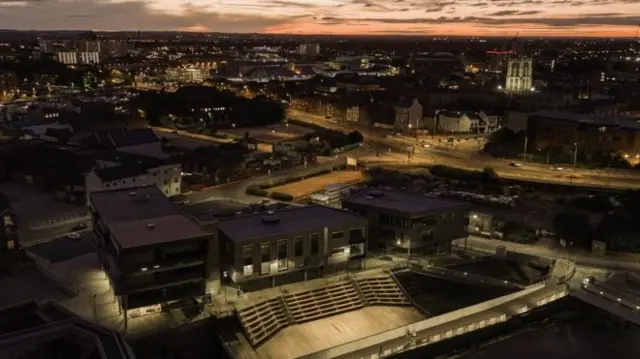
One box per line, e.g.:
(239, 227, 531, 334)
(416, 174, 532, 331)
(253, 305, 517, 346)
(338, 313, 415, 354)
(0, 300, 134, 359)
(344, 190, 468, 214)
(218, 205, 365, 244)
(533, 110, 640, 130)
(90, 186, 208, 249)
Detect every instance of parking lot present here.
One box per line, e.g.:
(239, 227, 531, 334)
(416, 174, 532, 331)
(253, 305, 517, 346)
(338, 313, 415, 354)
(28, 231, 95, 263)
(0, 182, 87, 229)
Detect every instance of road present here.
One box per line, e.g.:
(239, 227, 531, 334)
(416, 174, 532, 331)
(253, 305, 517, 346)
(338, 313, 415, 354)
(463, 236, 640, 272)
(20, 221, 93, 247)
(288, 110, 640, 189)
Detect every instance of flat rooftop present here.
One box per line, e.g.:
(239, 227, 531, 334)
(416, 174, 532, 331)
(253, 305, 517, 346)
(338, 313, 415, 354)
(90, 186, 209, 249)
(533, 110, 640, 130)
(217, 206, 365, 244)
(344, 190, 469, 214)
(220, 123, 315, 144)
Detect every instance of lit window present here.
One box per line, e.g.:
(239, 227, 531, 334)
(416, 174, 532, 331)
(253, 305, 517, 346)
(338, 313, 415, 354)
(260, 242, 270, 274)
(243, 245, 254, 277)
(277, 239, 287, 271)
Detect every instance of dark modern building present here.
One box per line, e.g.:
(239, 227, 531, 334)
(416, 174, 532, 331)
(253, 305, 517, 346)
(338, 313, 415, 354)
(0, 300, 135, 359)
(527, 110, 640, 162)
(343, 190, 470, 255)
(89, 186, 216, 326)
(217, 206, 367, 291)
(0, 192, 17, 255)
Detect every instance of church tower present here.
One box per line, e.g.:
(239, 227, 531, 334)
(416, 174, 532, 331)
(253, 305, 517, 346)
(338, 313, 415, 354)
(505, 56, 533, 95)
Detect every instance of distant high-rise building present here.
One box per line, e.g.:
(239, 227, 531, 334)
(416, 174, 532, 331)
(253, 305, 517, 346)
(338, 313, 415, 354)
(299, 43, 320, 56)
(75, 40, 101, 53)
(55, 51, 100, 65)
(101, 40, 129, 57)
(505, 57, 533, 95)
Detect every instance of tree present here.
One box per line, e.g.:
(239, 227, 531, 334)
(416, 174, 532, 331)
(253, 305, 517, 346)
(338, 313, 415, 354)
(347, 131, 364, 144)
(482, 166, 498, 179)
(595, 190, 640, 252)
(488, 127, 515, 145)
(483, 127, 526, 157)
(553, 211, 593, 248)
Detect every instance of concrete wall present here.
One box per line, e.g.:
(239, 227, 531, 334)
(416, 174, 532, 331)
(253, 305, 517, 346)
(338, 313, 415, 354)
(299, 282, 546, 359)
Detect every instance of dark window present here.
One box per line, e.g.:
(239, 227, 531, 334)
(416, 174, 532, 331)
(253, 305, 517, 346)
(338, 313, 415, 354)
(349, 228, 365, 242)
(412, 215, 438, 228)
(242, 245, 253, 266)
(294, 237, 303, 256)
(331, 231, 344, 240)
(310, 234, 319, 254)
(260, 243, 270, 262)
(277, 240, 287, 259)
(421, 230, 434, 242)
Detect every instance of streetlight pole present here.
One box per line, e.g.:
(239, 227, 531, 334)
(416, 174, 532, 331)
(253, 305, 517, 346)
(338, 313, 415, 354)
(523, 135, 528, 161)
(573, 141, 578, 169)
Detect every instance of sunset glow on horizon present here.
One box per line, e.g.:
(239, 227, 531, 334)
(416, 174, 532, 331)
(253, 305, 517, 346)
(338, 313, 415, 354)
(0, 0, 639, 37)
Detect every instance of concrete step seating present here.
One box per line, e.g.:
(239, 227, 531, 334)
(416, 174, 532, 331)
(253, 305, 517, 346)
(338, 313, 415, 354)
(284, 280, 364, 323)
(356, 276, 412, 306)
(237, 297, 289, 346)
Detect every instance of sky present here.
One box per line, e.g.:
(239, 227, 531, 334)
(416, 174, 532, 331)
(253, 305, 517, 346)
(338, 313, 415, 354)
(0, 0, 639, 37)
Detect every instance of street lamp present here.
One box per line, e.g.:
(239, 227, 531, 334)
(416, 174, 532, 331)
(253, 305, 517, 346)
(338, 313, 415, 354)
(573, 141, 578, 169)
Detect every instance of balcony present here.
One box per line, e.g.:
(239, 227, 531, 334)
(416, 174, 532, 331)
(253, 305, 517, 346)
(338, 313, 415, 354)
(122, 257, 205, 276)
(124, 265, 205, 293)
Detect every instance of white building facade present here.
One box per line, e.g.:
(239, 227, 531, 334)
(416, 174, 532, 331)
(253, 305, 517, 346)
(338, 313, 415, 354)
(85, 162, 182, 201)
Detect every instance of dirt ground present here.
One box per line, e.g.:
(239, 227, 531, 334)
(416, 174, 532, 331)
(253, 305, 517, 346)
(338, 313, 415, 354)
(269, 171, 366, 199)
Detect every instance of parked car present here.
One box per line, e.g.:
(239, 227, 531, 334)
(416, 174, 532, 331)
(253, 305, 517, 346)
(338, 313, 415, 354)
(67, 232, 82, 240)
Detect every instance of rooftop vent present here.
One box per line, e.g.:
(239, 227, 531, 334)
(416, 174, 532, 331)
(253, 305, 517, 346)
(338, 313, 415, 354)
(147, 223, 155, 229)
(262, 213, 280, 224)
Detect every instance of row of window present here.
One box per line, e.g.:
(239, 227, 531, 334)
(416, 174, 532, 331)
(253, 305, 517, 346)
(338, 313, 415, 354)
(104, 176, 179, 187)
(241, 234, 321, 276)
(378, 213, 441, 228)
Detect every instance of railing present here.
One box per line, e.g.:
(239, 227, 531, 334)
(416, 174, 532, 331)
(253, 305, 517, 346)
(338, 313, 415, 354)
(418, 266, 524, 290)
(348, 274, 368, 305)
(298, 282, 547, 359)
(387, 269, 432, 317)
(581, 282, 640, 311)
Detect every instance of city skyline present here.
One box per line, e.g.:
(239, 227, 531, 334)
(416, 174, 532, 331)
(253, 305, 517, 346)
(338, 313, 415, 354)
(0, 0, 639, 37)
